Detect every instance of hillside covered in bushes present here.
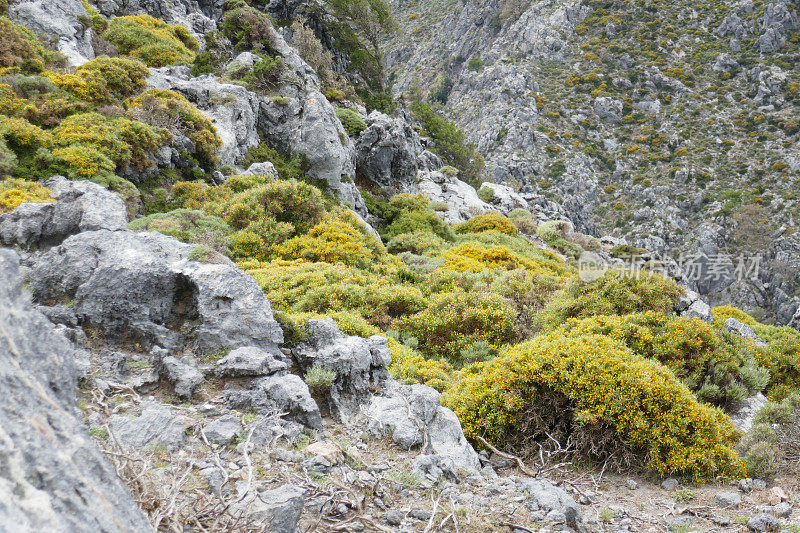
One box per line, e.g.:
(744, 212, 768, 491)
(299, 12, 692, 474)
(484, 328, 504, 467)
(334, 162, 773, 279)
(1, 0, 799, 529)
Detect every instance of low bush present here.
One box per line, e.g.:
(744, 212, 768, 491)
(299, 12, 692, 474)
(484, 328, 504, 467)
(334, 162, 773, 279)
(386, 231, 447, 256)
(738, 393, 800, 478)
(103, 14, 197, 67)
(444, 333, 746, 481)
(538, 269, 684, 329)
(556, 312, 769, 406)
(126, 89, 221, 166)
(336, 108, 367, 136)
(0, 16, 64, 73)
(246, 260, 424, 327)
(455, 213, 517, 236)
(0, 177, 52, 213)
(398, 290, 517, 362)
(47, 56, 149, 104)
(128, 208, 233, 254)
(384, 208, 455, 242)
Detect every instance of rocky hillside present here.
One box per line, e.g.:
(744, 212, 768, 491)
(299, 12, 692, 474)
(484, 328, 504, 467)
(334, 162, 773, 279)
(0, 0, 799, 530)
(383, 0, 800, 325)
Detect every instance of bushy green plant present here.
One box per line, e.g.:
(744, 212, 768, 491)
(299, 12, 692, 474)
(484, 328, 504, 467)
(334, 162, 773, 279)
(335, 108, 367, 136)
(103, 14, 198, 67)
(243, 54, 285, 91)
(538, 269, 684, 329)
(384, 208, 455, 242)
(477, 186, 494, 202)
(467, 57, 485, 71)
(556, 312, 769, 406)
(409, 93, 484, 186)
(126, 89, 221, 166)
(444, 333, 746, 482)
(219, 2, 279, 52)
(0, 16, 64, 73)
(304, 364, 337, 395)
(386, 231, 447, 256)
(128, 208, 233, 253)
(398, 290, 517, 361)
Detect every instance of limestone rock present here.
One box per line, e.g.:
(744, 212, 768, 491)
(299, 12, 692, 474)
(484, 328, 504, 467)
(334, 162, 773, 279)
(9, 0, 94, 66)
(0, 176, 127, 249)
(108, 403, 186, 450)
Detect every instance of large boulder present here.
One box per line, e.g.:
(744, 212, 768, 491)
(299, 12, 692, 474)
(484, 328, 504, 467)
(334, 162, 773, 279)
(415, 170, 491, 223)
(148, 66, 262, 166)
(723, 317, 767, 346)
(354, 110, 441, 193)
(0, 176, 128, 249)
(9, 0, 94, 66)
(28, 229, 284, 354)
(224, 374, 323, 430)
(0, 248, 151, 531)
(294, 318, 392, 421)
(365, 382, 481, 476)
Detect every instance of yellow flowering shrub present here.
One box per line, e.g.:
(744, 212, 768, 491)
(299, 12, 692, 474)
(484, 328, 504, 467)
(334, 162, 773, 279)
(52, 112, 161, 172)
(444, 333, 746, 482)
(51, 145, 116, 177)
(538, 269, 684, 329)
(46, 57, 149, 103)
(0, 178, 52, 213)
(0, 84, 26, 116)
(276, 216, 389, 270)
(454, 213, 518, 236)
(398, 290, 517, 362)
(246, 259, 425, 326)
(454, 230, 573, 279)
(443, 242, 547, 273)
(710, 306, 800, 399)
(0, 116, 52, 149)
(556, 312, 769, 405)
(103, 14, 198, 67)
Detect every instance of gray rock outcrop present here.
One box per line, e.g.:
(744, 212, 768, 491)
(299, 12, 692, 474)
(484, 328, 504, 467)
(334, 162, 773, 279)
(147, 66, 262, 167)
(9, 0, 94, 66)
(94, 0, 222, 39)
(109, 403, 187, 450)
(723, 317, 768, 346)
(415, 169, 491, 223)
(514, 476, 587, 532)
(0, 248, 151, 531)
(28, 228, 284, 355)
(365, 382, 481, 476)
(294, 318, 392, 421)
(354, 110, 441, 193)
(0, 176, 128, 249)
(224, 374, 323, 430)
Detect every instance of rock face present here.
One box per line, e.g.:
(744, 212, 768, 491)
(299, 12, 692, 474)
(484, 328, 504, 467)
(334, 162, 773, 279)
(673, 290, 714, 323)
(29, 228, 283, 354)
(9, 0, 94, 66)
(148, 66, 262, 167)
(0, 248, 151, 531)
(415, 169, 491, 223)
(225, 374, 324, 430)
(365, 382, 481, 476)
(109, 403, 187, 450)
(0, 176, 128, 249)
(354, 110, 442, 193)
(294, 318, 392, 421)
(723, 317, 767, 346)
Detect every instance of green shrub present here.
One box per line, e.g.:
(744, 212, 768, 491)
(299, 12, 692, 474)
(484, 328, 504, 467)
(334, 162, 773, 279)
(304, 364, 337, 395)
(536, 219, 572, 244)
(409, 94, 484, 186)
(219, 3, 279, 52)
(610, 244, 647, 258)
(126, 89, 221, 166)
(538, 269, 684, 329)
(336, 108, 367, 136)
(556, 312, 769, 406)
(444, 333, 746, 482)
(467, 57, 485, 71)
(398, 290, 517, 361)
(384, 209, 454, 241)
(0, 16, 64, 73)
(103, 14, 197, 67)
(477, 186, 494, 202)
(241, 141, 307, 182)
(455, 213, 518, 236)
(128, 208, 233, 253)
(243, 54, 285, 91)
(386, 231, 447, 256)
